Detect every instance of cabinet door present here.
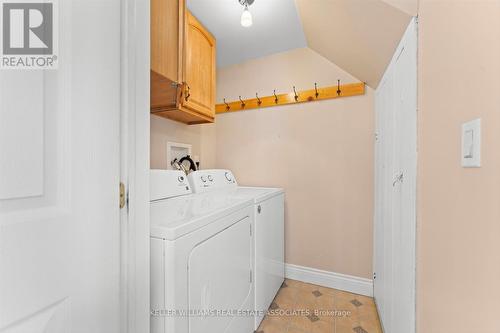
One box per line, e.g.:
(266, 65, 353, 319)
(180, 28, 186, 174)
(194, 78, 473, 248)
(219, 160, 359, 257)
(182, 11, 216, 118)
(151, 0, 184, 83)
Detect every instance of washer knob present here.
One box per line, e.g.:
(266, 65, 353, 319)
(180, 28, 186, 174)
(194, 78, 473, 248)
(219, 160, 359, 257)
(225, 172, 232, 182)
(208, 175, 214, 182)
(201, 176, 207, 183)
(178, 176, 184, 182)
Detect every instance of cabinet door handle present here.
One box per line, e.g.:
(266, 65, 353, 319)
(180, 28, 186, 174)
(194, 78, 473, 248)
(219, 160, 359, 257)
(184, 84, 191, 102)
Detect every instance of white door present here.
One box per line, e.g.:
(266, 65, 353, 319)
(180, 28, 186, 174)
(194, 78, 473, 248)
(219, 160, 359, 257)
(374, 18, 417, 333)
(0, 0, 122, 332)
(374, 67, 395, 326)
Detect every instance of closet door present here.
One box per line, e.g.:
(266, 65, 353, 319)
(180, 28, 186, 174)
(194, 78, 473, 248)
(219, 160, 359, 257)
(392, 17, 417, 333)
(374, 66, 396, 331)
(373, 18, 417, 333)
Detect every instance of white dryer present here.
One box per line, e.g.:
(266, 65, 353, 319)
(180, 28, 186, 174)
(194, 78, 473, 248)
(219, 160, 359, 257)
(150, 170, 255, 333)
(188, 169, 285, 329)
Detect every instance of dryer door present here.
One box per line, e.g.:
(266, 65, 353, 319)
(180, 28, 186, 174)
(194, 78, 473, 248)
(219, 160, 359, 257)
(188, 216, 254, 333)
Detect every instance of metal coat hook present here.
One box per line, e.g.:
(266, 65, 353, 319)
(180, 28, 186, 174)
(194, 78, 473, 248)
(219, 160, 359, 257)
(293, 86, 299, 102)
(223, 98, 230, 111)
(314, 83, 319, 98)
(337, 79, 342, 96)
(184, 84, 191, 101)
(273, 90, 278, 104)
(239, 96, 246, 108)
(256, 93, 262, 106)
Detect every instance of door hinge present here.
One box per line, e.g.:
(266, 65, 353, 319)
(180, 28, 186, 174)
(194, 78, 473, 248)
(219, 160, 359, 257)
(250, 270, 253, 283)
(120, 182, 126, 209)
(373, 272, 377, 280)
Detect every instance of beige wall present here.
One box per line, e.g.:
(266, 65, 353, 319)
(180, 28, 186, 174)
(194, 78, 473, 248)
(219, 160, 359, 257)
(216, 48, 374, 278)
(150, 115, 216, 169)
(417, 1, 500, 332)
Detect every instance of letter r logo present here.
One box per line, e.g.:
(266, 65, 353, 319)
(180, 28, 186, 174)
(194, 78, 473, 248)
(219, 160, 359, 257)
(2, 2, 53, 55)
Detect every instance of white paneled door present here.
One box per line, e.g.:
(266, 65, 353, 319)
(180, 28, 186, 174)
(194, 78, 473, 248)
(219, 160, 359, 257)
(0, 0, 122, 332)
(374, 18, 417, 333)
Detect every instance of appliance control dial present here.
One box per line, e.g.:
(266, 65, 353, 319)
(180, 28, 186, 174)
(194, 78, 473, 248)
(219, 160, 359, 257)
(201, 176, 207, 183)
(208, 175, 214, 182)
(225, 172, 232, 182)
(178, 176, 185, 183)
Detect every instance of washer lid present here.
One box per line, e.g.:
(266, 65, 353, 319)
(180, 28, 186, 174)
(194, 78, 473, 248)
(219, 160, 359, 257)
(150, 192, 253, 240)
(233, 186, 284, 203)
(187, 170, 284, 203)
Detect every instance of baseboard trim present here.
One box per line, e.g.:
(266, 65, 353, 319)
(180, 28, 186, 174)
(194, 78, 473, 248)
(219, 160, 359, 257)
(285, 263, 373, 297)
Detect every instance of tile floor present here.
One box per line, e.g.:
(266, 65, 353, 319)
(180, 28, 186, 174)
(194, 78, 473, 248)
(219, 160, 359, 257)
(256, 279, 382, 333)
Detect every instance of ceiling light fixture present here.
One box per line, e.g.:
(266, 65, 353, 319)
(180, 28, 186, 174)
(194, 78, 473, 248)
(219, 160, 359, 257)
(239, 0, 254, 28)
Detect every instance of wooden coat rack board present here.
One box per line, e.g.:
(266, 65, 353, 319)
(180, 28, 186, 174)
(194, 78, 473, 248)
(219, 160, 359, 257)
(216, 81, 365, 114)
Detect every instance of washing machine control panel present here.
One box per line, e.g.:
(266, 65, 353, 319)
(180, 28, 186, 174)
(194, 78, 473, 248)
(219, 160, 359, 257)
(150, 169, 192, 201)
(188, 169, 238, 193)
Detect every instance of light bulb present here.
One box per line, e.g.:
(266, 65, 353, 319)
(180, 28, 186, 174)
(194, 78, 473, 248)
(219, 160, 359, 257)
(241, 5, 252, 27)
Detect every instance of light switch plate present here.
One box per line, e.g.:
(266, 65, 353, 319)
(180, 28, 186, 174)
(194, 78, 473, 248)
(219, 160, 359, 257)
(461, 118, 481, 168)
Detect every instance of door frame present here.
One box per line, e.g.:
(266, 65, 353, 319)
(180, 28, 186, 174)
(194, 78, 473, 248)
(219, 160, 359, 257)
(120, 0, 150, 332)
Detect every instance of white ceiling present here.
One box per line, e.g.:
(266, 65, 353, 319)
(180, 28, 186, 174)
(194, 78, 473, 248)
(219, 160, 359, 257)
(187, 0, 307, 68)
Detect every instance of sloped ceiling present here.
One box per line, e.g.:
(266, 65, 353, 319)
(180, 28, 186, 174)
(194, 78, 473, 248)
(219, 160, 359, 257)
(295, 0, 412, 87)
(380, 0, 418, 16)
(189, 0, 414, 88)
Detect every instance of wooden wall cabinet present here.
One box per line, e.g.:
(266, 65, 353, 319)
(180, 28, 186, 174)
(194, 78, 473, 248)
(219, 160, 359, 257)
(151, 0, 216, 125)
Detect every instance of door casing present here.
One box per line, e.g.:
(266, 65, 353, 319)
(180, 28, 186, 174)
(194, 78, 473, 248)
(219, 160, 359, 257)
(120, 0, 151, 332)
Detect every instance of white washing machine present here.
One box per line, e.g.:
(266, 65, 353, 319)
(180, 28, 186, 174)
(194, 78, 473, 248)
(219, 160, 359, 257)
(187, 169, 285, 329)
(150, 170, 255, 333)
